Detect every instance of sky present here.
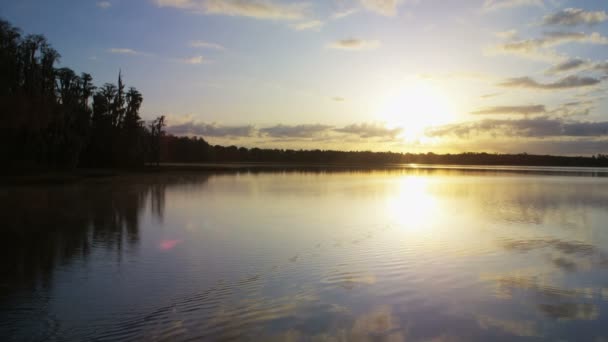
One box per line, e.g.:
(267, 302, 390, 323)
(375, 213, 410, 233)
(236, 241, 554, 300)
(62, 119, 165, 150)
(1, 0, 608, 155)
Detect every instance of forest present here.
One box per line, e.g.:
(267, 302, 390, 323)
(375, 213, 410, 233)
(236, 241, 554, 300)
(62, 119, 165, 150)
(1, 19, 165, 169)
(2, 18, 607, 169)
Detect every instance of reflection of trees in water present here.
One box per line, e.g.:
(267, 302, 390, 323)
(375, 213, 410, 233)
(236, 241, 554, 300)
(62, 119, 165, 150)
(0, 174, 209, 298)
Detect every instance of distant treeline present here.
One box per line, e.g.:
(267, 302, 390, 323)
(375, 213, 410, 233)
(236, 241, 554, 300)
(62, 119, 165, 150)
(1, 19, 165, 169)
(161, 135, 608, 167)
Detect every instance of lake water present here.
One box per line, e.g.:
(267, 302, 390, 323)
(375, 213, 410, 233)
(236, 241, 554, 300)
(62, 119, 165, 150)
(2, 168, 608, 341)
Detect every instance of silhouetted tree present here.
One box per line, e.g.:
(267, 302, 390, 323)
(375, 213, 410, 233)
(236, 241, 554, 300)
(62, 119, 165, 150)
(149, 115, 165, 166)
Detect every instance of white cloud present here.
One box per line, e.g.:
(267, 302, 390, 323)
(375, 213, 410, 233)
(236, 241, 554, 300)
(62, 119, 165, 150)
(97, 1, 112, 9)
(290, 19, 323, 31)
(189, 40, 225, 50)
(108, 48, 139, 55)
(495, 29, 518, 40)
(328, 39, 381, 50)
(180, 56, 208, 64)
(360, 0, 401, 16)
(482, 0, 544, 12)
(155, 0, 309, 20)
(332, 8, 359, 20)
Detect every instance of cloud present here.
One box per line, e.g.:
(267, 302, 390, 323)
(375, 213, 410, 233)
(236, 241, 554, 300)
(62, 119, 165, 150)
(360, 0, 401, 16)
(189, 40, 225, 50)
(180, 56, 208, 64)
(471, 105, 546, 115)
(498, 75, 601, 90)
(486, 31, 608, 62)
(167, 121, 255, 137)
(155, 0, 309, 20)
(290, 19, 323, 31)
(425, 117, 608, 138)
(97, 1, 112, 9)
(495, 29, 518, 40)
(332, 8, 359, 19)
(595, 61, 608, 74)
(543, 8, 608, 26)
(546, 58, 590, 74)
(480, 92, 502, 99)
(259, 124, 333, 138)
(334, 123, 402, 138)
(482, 0, 544, 12)
(543, 31, 608, 44)
(328, 39, 381, 50)
(550, 101, 594, 117)
(108, 48, 139, 55)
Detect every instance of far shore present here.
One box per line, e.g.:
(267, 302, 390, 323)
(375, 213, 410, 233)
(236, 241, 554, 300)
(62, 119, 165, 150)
(3, 162, 608, 185)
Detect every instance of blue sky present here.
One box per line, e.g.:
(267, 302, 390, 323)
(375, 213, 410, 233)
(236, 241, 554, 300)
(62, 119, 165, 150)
(1, 0, 608, 154)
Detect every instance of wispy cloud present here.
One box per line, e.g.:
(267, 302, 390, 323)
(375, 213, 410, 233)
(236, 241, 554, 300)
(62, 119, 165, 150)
(426, 117, 608, 138)
(189, 40, 225, 50)
(166, 120, 407, 140)
(328, 39, 381, 50)
(179, 56, 208, 64)
(550, 101, 594, 117)
(108, 48, 140, 55)
(155, 0, 309, 20)
(290, 19, 323, 31)
(97, 1, 112, 9)
(595, 61, 608, 74)
(545, 58, 590, 74)
(332, 8, 359, 20)
(360, 0, 401, 16)
(334, 123, 402, 138)
(495, 29, 518, 40)
(543, 8, 608, 26)
(499, 75, 601, 90)
(167, 120, 255, 137)
(482, 0, 544, 12)
(259, 124, 333, 138)
(471, 105, 546, 115)
(486, 31, 608, 62)
(480, 92, 502, 99)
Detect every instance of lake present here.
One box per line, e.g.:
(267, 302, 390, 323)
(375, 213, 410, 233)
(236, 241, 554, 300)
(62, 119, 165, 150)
(2, 167, 608, 341)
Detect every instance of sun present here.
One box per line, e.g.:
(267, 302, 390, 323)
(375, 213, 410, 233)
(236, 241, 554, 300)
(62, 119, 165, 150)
(376, 80, 455, 139)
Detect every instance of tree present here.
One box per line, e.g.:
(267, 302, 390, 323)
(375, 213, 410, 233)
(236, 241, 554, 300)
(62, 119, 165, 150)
(149, 116, 165, 166)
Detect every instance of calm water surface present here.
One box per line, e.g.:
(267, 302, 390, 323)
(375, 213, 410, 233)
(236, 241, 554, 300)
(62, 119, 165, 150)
(2, 168, 608, 341)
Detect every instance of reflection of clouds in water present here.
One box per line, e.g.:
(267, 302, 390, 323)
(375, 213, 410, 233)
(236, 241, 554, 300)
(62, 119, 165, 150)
(538, 303, 598, 321)
(502, 238, 597, 256)
(484, 275, 601, 321)
(500, 238, 608, 274)
(477, 315, 539, 337)
(262, 305, 407, 341)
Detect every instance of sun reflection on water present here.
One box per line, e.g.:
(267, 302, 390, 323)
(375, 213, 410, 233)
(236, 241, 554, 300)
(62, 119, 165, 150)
(385, 176, 438, 230)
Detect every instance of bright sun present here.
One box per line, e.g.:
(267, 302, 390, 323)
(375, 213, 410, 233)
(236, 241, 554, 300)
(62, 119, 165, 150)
(377, 80, 455, 140)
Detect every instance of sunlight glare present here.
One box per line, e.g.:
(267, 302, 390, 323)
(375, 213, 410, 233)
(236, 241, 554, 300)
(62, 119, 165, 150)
(377, 80, 455, 140)
(385, 176, 438, 230)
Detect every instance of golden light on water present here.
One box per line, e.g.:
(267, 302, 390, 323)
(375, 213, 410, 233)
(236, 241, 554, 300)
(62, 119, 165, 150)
(385, 176, 438, 229)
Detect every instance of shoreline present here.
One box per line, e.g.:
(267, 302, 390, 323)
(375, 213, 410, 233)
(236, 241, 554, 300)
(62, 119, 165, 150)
(3, 162, 608, 185)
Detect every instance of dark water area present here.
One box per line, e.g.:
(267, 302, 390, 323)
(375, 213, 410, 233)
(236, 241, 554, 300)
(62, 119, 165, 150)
(2, 168, 608, 341)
